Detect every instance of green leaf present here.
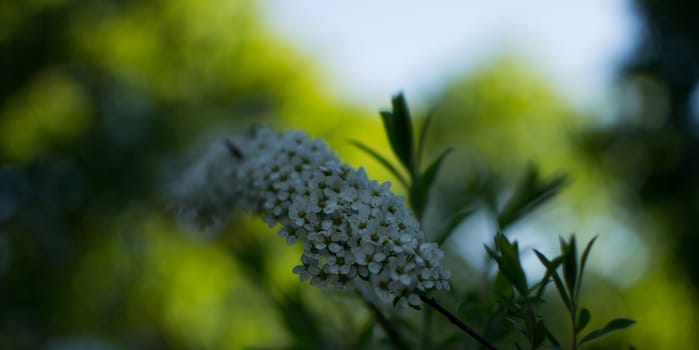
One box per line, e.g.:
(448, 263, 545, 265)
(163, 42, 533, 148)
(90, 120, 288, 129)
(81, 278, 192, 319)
(534, 250, 572, 313)
(434, 208, 475, 245)
(497, 165, 569, 229)
(410, 148, 453, 219)
(576, 308, 591, 334)
(349, 140, 409, 189)
(415, 107, 435, 172)
(534, 254, 564, 299)
(485, 244, 501, 262)
(380, 93, 414, 176)
(490, 233, 529, 296)
(533, 320, 548, 349)
(579, 318, 636, 345)
(494, 271, 515, 301)
(561, 236, 578, 302)
(576, 236, 598, 299)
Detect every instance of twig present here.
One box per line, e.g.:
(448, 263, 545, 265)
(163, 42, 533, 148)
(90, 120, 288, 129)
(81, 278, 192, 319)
(420, 295, 499, 350)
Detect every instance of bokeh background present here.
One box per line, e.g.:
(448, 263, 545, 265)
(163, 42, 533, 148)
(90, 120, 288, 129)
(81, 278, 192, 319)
(1, 0, 698, 348)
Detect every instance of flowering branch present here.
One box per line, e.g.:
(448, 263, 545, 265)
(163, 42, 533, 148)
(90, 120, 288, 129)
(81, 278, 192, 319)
(173, 125, 500, 348)
(175, 126, 450, 306)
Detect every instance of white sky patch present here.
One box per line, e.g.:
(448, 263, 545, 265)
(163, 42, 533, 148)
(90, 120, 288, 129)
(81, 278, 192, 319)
(261, 0, 638, 107)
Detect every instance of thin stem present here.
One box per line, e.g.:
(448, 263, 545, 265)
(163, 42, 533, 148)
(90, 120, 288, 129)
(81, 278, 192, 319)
(526, 304, 538, 348)
(571, 305, 578, 350)
(354, 282, 409, 349)
(420, 295, 499, 350)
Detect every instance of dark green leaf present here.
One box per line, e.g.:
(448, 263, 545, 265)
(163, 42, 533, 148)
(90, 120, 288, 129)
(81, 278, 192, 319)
(415, 107, 436, 173)
(579, 318, 636, 345)
(485, 244, 500, 262)
(561, 236, 578, 302)
(349, 140, 408, 189)
(577, 308, 591, 334)
(410, 148, 453, 219)
(533, 255, 564, 299)
(494, 271, 515, 301)
(380, 93, 414, 176)
(534, 250, 572, 313)
(497, 165, 569, 229)
(533, 320, 548, 349)
(434, 208, 475, 245)
(576, 236, 598, 299)
(492, 233, 529, 296)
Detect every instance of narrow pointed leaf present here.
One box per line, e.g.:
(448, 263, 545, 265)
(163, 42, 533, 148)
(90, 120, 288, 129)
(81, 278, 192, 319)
(576, 236, 598, 298)
(434, 208, 475, 245)
(535, 250, 572, 313)
(410, 148, 453, 219)
(493, 271, 515, 301)
(416, 107, 436, 172)
(579, 318, 636, 345)
(576, 308, 591, 334)
(349, 140, 408, 189)
(497, 165, 569, 229)
(535, 255, 564, 299)
(561, 236, 578, 301)
(391, 93, 414, 161)
(380, 93, 414, 176)
(485, 244, 500, 262)
(493, 233, 528, 296)
(533, 320, 548, 349)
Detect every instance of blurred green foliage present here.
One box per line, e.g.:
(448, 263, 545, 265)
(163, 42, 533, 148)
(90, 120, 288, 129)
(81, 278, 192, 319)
(0, 0, 371, 348)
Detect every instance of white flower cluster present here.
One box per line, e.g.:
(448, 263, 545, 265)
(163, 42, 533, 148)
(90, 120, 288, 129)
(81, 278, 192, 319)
(175, 126, 450, 306)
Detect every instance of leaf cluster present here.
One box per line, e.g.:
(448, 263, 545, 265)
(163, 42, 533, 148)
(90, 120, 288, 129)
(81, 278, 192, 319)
(353, 93, 635, 349)
(351, 92, 452, 221)
(535, 236, 635, 349)
(485, 233, 635, 349)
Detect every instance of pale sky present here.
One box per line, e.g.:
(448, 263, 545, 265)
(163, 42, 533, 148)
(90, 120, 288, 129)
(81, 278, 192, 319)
(261, 0, 639, 107)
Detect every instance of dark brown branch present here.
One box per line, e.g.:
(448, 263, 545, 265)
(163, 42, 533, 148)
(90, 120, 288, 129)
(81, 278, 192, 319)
(420, 295, 499, 350)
